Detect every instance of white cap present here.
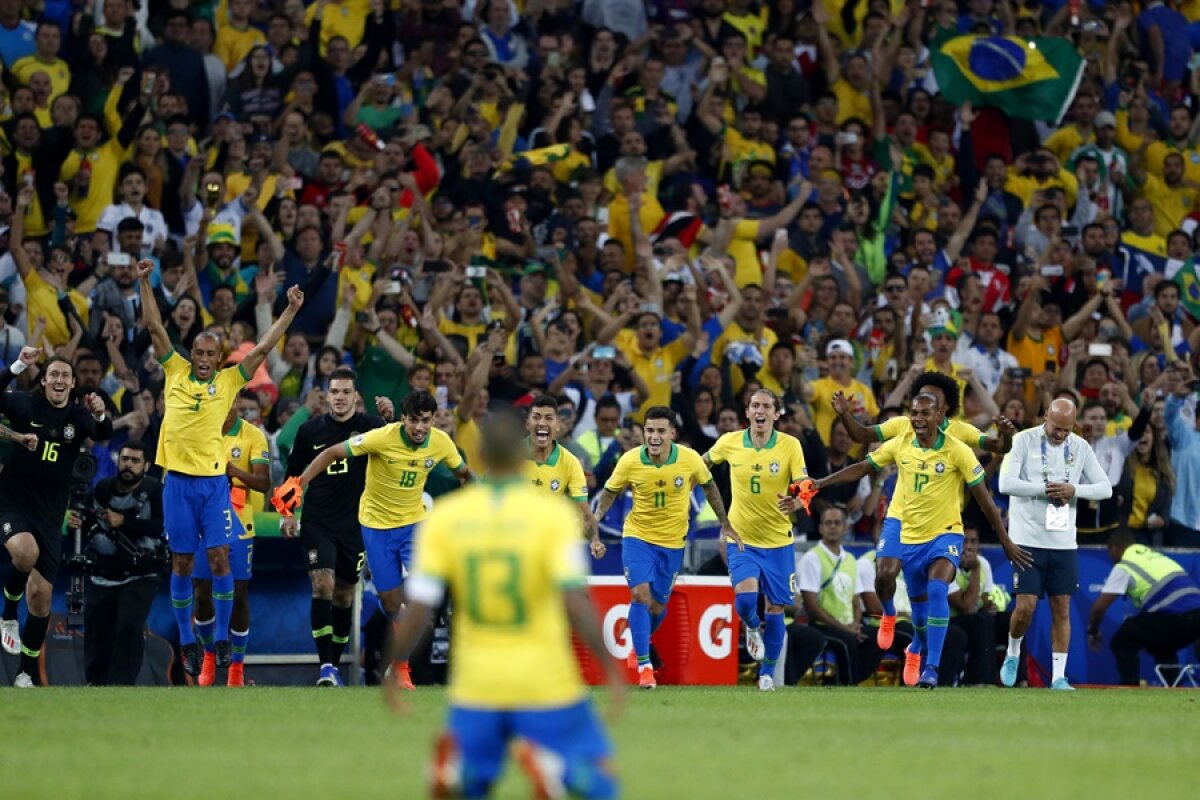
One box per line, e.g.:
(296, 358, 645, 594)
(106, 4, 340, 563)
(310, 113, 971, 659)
(827, 339, 854, 357)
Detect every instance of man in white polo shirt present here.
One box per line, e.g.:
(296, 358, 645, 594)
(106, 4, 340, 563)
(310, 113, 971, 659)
(998, 398, 1113, 691)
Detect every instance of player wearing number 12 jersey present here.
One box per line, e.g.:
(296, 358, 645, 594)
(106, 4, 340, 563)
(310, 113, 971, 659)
(704, 389, 809, 692)
(284, 367, 387, 686)
(298, 390, 471, 690)
(387, 409, 624, 799)
(593, 406, 739, 689)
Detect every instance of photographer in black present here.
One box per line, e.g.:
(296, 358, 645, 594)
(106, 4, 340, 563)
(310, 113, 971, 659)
(69, 441, 166, 685)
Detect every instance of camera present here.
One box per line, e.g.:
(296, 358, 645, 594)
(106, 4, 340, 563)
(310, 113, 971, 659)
(66, 452, 99, 622)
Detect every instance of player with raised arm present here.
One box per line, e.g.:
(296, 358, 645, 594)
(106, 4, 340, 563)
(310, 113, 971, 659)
(281, 367, 389, 687)
(831, 372, 1015, 653)
(139, 258, 304, 676)
(525, 395, 606, 559)
(0, 347, 112, 686)
(813, 393, 1031, 688)
(289, 390, 471, 690)
(704, 389, 810, 692)
(191, 393, 271, 687)
(592, 405, 741, 689)
(385, 408, 625, 799)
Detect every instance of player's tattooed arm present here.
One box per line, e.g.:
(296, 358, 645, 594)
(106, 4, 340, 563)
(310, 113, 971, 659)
(592, 487, 621, 521)
(702, 481, 744, 551)
(0, 423, 37, 451)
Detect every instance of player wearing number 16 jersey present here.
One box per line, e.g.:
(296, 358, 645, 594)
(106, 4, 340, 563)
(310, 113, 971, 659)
(704, 389, 809, 692)
(283, 367, 386, 687)
(298, 390, 471, 690)
(593, 406, 740, 689)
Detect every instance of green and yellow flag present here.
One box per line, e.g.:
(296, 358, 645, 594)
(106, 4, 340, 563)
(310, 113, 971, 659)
(931, 36, 1085, 124)
(1170, 256, 1200, 320)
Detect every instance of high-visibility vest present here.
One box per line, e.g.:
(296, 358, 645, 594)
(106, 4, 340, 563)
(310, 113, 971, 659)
(816, 546, 858, 626)
(1116, 545, 1200, 612)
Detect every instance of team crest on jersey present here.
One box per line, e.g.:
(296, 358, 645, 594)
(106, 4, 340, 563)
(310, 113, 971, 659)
(64, 424, 75, 441)
(207, 385, 217, 396)
(308, 549, 318, 565)
(769, 462, 780, 474)
(2, 523, 9, 534)
(674, 476, 684, 488)
(550, 479, 561, 491)
(935, 463, 945, 474)
(424, 457, 434, 469)
(232, 447, 242, 459)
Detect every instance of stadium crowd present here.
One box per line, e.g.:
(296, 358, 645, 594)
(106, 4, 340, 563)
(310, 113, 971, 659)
(2, 0, 1200, 687)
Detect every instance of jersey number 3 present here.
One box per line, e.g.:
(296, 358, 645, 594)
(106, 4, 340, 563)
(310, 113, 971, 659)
(465, 552, 526, 627)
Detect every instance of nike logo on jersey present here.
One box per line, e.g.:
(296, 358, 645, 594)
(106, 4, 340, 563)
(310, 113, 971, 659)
(30, 422, 42, 428)
(314, 444, 325, 450)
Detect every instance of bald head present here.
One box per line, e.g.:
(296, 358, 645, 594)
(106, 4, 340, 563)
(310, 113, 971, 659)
(1044, 398, 1077, 445)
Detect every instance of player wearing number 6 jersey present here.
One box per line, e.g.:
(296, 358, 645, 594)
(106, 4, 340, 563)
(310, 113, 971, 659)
(139, 258, 304, 678)
(297, 390, 471, 690)
(0, 347, 112, 687)
(386, 409, 624, 799)
(814, 393, 1030, 689)
(704, 389, 809, 692)
(593, 406, 740, 689)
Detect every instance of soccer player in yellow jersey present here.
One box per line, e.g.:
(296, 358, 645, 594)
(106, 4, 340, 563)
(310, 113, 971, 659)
(814, 393, 1028, 689)
(832, 372, 1015, 651)
(138, 259, 303, 677)
(524, 395, 605, 559)
(298, 390, 471, 690)
(704, 389, 809, 692)
(593, 406, 740, 689)
(192, 391, 270, 687)
(386, 409, 624, 799)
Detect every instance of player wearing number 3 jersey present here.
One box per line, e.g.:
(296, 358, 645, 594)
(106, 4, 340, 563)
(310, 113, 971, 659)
(704, 389, 808, 692)
(297, 390, 472, 690)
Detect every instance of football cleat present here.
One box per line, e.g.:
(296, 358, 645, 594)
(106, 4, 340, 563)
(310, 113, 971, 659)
(227, 662, 245, 687)
(877, 615, 896, 650)
(429, 732, 463, 799)
(1050, 677, 1075, 692)
(214, 640, 233, 668)
(316, 664, 343, 687)
(13, 672, 34, 688)
(757, 674, 776, 692)
(198, 651, 217, 687)
(902, 651, 921, 687)
(0, 619, 19, 655)
(745, 625, 765, 662)
(513, 738, 567, 800)
(1000, 655, 1019, 688)
(637, 665, 656, 690)
(180, 642, 203, 676)
(386, 660, 416, 691)
(917, 665, 939, 690)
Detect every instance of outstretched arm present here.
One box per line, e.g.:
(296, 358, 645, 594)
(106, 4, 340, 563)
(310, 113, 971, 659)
(814, 459, 875, 490)
(241, 285, 306, 377)
(136, 260, 172, 356)
(298, 443, 353, 490)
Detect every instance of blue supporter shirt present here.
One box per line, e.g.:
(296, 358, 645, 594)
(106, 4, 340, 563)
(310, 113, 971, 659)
(0, 20, 36, 67)
(1165, 395, 1200, 532)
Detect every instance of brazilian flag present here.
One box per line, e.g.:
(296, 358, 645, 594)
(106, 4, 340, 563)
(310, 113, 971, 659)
(1170, 257, 1200, 321)
(931, 36, 1085, 124)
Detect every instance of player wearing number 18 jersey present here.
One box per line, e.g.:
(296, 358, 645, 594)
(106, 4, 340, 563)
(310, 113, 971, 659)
(704, 389, 808, 692)
(284, 367, 386, 686)
(593, 406, 739, 689)
(298, 390, 471, 689)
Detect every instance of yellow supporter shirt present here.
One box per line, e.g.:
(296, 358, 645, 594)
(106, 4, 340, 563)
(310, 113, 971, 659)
(23, 269, 89, 347)
(603, 160, 664, 198)
(1145, 139, 1200, 185)
(14, 151, 47, 236)
(614, 328, 689, 420)
(809, 376, 879, 446)
(705, 429, 807, 548)
(410, 482, 587, 708)
(604, 443, 712, 548)
(1042, 125, 1091, 164)
(10, 56, 71, 103)
(525, 441, 588, 503)
(727, 218, 763, 288)
(866, 431, 985, 543)
(455, 413, 482, 472)
(607, 192, 665, 272)
(1003, 168, 1079, 209)
(156, 351, 250, 477)
(875, 416, 987, 520)
(913, 142, 955, 191)
(711, 320, 778, 396)
(1140, 173, 1199, 238)
(347, 424, 463, 529)
(214, 24, 266, 72)
(305, 0, 371, 55)
(833, 78, 872, 125)
(224, 417, 270, 535)
(1007, 326, 1064, 404)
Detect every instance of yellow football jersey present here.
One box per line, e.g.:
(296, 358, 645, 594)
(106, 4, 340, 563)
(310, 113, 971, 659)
(412, 482, 588, 708)
(525, 441, 587, 503)
(706, 429, 807, 547)
(875, 416, 986, 522)
(866, 432, 985, 544)
(225, 418, 270, 536)
(156, 351, 249, 477)
(347, 424, 463, 529)
(605, 444, 711, 548)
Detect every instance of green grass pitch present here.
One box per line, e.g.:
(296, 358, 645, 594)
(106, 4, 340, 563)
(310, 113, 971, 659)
(4, 686, 1197, 799)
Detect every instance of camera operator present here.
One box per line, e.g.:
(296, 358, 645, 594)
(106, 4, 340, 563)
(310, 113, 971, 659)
(71, 441, 166, 686)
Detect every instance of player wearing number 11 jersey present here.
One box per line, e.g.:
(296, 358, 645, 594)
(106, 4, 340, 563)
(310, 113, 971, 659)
(297, 390, 471, 689)
(704, 389, 808, 692)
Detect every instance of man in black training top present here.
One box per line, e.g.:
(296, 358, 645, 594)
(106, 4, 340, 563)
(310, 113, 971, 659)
(0, 346, 113, 687)
(282, 367, 390, 686)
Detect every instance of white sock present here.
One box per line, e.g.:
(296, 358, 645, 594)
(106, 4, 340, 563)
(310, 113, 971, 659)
(1006, 635, 1023, 659)
(1052, 652, 1068, 682)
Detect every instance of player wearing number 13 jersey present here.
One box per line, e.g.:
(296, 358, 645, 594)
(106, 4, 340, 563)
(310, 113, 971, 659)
(704, 389, 808, 692)
(593, 406, 738, 689)
(298, 390, 471, 689)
